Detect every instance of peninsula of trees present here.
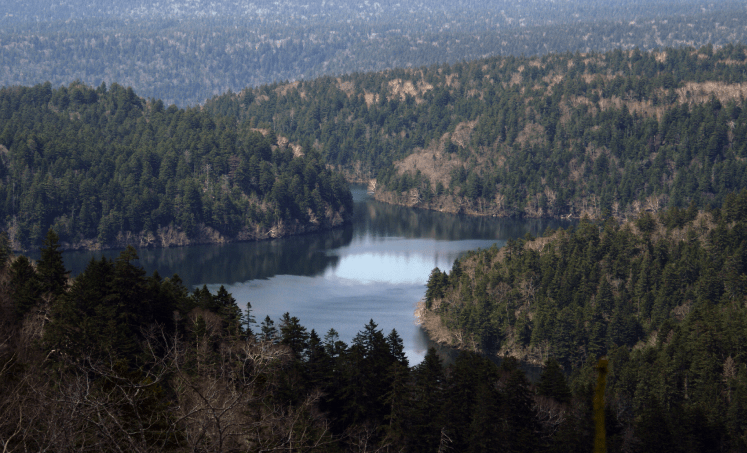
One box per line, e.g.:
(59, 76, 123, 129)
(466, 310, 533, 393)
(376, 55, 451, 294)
(0, 83, 353, 250)
(420, 190, 747, 450)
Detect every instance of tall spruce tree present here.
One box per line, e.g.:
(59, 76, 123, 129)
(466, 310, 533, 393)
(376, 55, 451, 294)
(538, 357, 572, 404)
(36, 229, 68, 297)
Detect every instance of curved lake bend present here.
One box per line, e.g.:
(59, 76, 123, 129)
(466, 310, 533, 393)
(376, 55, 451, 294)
(55, 186, 573, 364)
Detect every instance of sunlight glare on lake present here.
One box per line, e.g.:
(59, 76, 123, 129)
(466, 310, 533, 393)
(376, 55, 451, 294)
(326, 250, 444, 285)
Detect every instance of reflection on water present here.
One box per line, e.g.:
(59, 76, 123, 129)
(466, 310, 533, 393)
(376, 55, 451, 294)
(55, 227, 353, 287)
(352, 188, 563, 243)
(56, 185, 573, 364)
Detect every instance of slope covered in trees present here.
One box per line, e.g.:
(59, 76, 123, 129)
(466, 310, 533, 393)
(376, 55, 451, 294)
(423, 189, 747, 364)
(3, 229, 746, 451)
(205, 44, 747, 219)
(419, 189, 747, 450)
(0, 82, 353, 250)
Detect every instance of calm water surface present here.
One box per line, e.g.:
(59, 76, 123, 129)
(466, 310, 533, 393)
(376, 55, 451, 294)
(59, 186, 572, 364)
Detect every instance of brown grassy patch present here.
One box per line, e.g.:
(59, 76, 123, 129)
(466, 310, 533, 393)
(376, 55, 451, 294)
(250, 128, 271, 136)
(417, 80, 434, 94)
(523, 235, 556, 253)
(515, 122, 547, 147)
(451, 120, 477, 148)
(466, 89, 482, 98)
(677, 81, 747, 105)
(364, 93, 378, 107)
(394, 143, 464, 189)
(387, 78, 418, 100)
(542, 73, 563, 88)
(274, 81, 299, 96)
(337, 79, 355, 97)
(596, 96, 666, 119)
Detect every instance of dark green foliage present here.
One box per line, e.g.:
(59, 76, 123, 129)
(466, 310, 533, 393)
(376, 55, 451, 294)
(44, 247, 169, 362)
(36, 229, 68, 296)
(279, 312, 309, 356)
(422, 194, 747, 452)
(635, 212, 658, 234)
(538, 358, 572, 404)
(2, 3, 747, 107)
(9, 255, 39, 317)
(0, 83, 353, 249)
(409, 347, 446, 453)
(0, 232, 10, 268)
(425, 267, 449, 308)
(442, 351, 500, 451)
(259, 315, 278, 342)
(429, 195, 747, 367)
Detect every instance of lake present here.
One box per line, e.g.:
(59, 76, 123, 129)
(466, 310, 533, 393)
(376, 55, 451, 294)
(57, 186, 572, 364)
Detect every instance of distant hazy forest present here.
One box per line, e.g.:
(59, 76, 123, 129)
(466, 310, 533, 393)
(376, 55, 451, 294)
(0, 0, 746, 105)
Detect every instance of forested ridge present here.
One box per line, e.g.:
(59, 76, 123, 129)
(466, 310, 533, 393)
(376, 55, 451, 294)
(418, 190, 747, 451)
(205, 43, 747, 219)
(0, 82, 353, 250)
(6, 230, 739, 452)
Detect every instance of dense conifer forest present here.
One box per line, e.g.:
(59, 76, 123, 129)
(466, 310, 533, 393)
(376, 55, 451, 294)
(205, 44, 747, 219)
(0, 83, 352, 250)
(418, 190, 747, 451)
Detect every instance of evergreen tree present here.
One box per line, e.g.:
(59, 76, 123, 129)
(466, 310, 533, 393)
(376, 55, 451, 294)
(538, 357, 572, 404)
(409, 347, 446, 453)
(260, 315, 278, 342)
(0, 232, 10, 269)
(500, 358, 540, 453)
(279, 312, 309, 356)
(468, 380, 502, 453)
(9, 255, 39, 317)
(36, 229, 68, 297)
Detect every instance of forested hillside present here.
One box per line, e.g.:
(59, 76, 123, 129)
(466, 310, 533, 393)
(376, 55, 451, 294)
(0, 82, 352, 250)
(205, 44, 747, 219)
(417, 189, 747, 450)
(1, 4, 745, 106)
(2, 228, 745, 451)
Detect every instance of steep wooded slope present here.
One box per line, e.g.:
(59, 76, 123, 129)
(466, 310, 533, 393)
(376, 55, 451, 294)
(418, 191, 747, 451)
(421, 191, 747, 366)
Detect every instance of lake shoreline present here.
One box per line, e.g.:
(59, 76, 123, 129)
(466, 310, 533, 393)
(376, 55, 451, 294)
(11, 210, 349, 253)
(416, 299, 551, 369)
